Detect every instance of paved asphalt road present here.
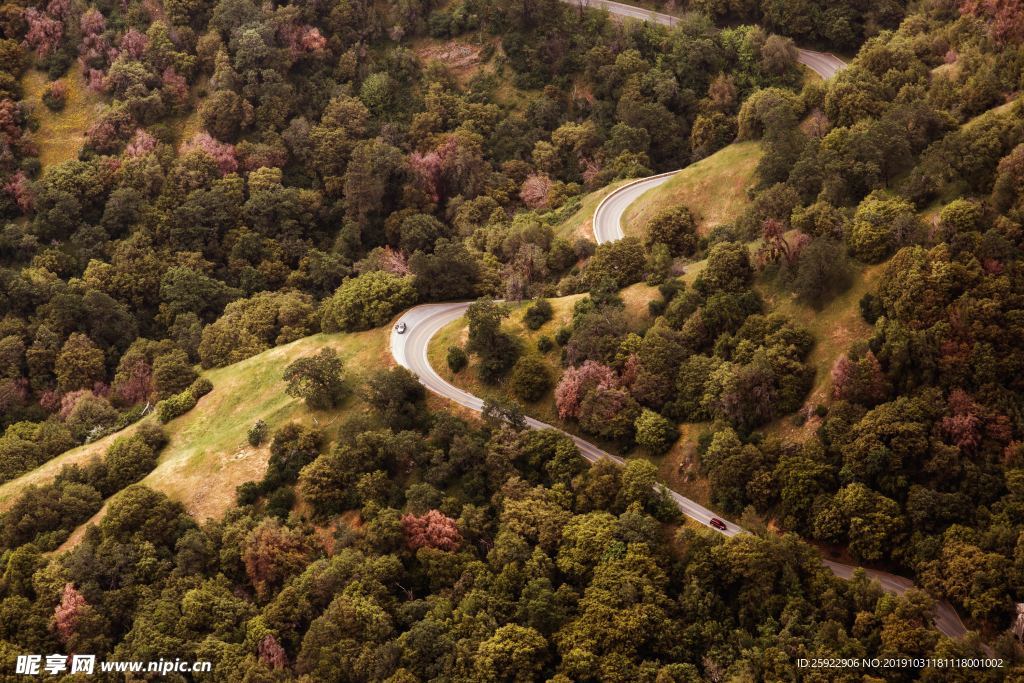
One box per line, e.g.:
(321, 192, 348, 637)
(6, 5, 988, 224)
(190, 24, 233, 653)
(564, 0, 847, 80)
(390, 0, 968, 640)
(391, 303, 744, 539)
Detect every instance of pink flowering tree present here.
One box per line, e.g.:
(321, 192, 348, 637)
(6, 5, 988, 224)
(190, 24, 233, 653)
(408, 149, 444, 203)
(124, 128, 157, 158)
(520, 173, 554, 210)
(52, 583, 88, 646)
(161, 67, 189, 108)
(554, 360, 618, 420)
(182, 132, 238, 175)
(4, 171, 32, 213)
(401, 510, 462, 551)
(24, 8, 63, 59)
(258, 634, 288, 670)
(119, 29, 148, 59)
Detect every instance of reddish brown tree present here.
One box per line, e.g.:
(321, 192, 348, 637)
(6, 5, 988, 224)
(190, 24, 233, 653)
(258, 633, 288, 670)
(831, 351, 889, 407)
(554, 360, 618, 420)
(960, 0, 1024, 44)
(401, 509, 462, 551)
(520, 173, 554, 209)
(52, 583, 87, 645)
(242, 519, 312, 600)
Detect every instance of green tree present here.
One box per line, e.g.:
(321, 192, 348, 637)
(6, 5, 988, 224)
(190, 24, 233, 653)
(643, 206, 698, 257)
(473, 624, 549, 682)
(466, 298, 519, 382)
(360, 367, 427, 430)
(283, 348, 347, 410)
(55, 333, 106, 393)
(320, 272, 417, 332)
(508, 356, 551, 402)
(151, 349, 197, 399)
(848, 193, 922, 263)
(634, 409, 677, 455)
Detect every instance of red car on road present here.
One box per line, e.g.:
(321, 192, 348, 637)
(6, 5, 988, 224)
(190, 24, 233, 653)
(709, 518, 727, 531)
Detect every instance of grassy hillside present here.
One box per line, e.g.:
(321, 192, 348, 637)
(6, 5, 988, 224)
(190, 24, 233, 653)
(622, 142, 762, 238)
(757, 262, 882, 440)
(0, 327, 391, 521)
(22, 64, 104, 168)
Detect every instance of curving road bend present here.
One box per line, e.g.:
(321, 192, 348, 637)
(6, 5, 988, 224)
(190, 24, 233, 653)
(391, 304, 744, 538)
(391, 1, 967, 641)
(564, 0, 847, 80)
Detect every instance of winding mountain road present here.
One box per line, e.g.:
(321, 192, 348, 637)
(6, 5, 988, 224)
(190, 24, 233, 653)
(389, 300, 967, 637)
(390, 0, 968, 641)
(565, 0, 848, 80)
(391, 303, 745, 538)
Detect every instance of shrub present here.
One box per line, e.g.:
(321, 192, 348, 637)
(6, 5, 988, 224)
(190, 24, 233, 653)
(446, 346, 468, 373)
(266, 486, 295, 519)
(103, 434, 158, 492)
(236, 481, 262, 505)
(156, 390, 197, 424)
(508, 356, 552, 402)
(42, 80, 67, 111)
(523, 299, 553, 330)
(536, 335, 553, 353)
(248, 419, 268, 447)
(554, 327, 571, 346)
(64, 394, 119, 442)
(859, 293, 884, 324)
(187, 376, 213, 399)
(634, 409, 678, 454)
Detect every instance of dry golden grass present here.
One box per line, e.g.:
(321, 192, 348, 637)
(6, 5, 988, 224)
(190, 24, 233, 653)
(622, 142, 762, 238)
(22, 64, 104, 168)
(656, 422, 711, 505)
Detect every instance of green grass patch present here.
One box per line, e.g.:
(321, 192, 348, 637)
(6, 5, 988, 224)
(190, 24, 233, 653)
(621, 141, 762, 239)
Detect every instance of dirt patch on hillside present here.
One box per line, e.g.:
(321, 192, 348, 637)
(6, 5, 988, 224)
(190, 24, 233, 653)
(416, 41, 484, 78)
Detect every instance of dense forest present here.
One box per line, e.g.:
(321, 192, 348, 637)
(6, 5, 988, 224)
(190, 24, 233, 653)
(0, 0, 1023, 678)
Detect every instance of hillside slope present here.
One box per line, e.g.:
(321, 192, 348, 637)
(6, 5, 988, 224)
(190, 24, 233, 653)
(621, 142, 762, 237)
(0, 327, 390, 521)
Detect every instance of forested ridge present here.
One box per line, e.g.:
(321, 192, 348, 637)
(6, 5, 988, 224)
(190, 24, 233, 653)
(0, 0, 1022, 678)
